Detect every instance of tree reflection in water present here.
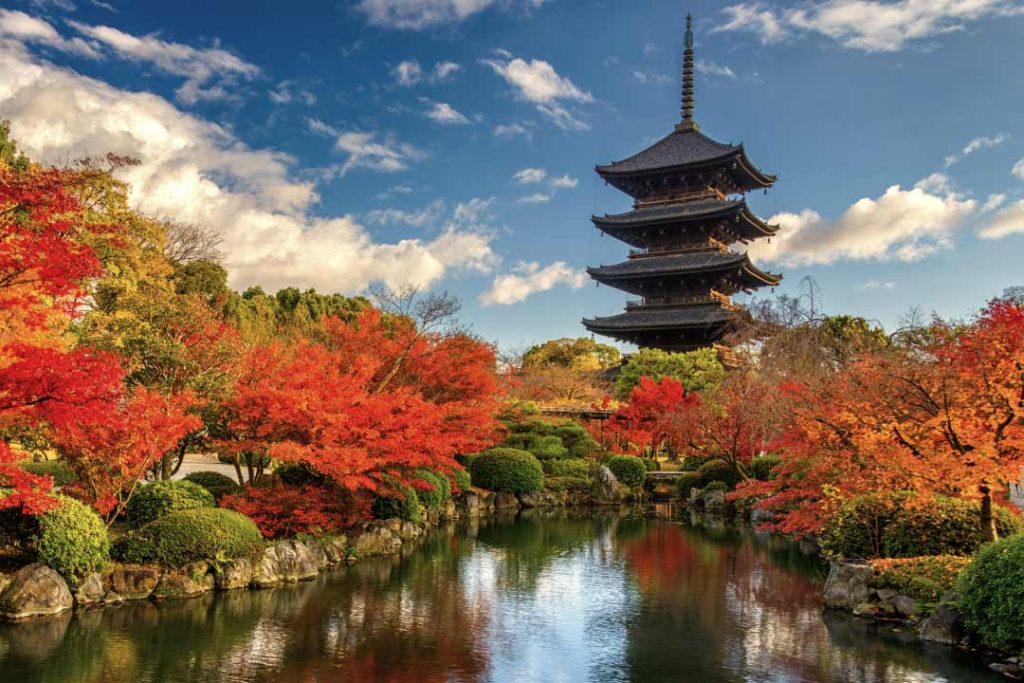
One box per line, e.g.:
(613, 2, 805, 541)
(0, 512, 1002, 683)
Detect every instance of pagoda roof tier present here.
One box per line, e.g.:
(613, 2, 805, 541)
(588, 251, 780, 290)
(595, 127, 775, 199)
(583, 304, 736, 332)
(592, 198, 778, 246)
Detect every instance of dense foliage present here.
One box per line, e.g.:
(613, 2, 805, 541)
(19, 460, 76, 487)
(958, 535, 1024, 650)
(125, 480, 215, 528)
(612, 348, 724, 400)
(470, 448, 544, 495)
(411, 469, 452, 512)
(542, 459, 591, 479)
(112, 508, 263, 567)
(606, 455, 646, 489)
(371, 482, 422, 522)
(220, 483, 369, 539)
(870, 556, 970, 602)
(183, 471, 240, 500)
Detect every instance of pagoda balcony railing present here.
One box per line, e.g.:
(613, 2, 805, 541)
(626, 290, 742, 312)
(629, 238, 729, 259)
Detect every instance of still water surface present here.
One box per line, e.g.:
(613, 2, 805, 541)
(0, 510, 1000, 682)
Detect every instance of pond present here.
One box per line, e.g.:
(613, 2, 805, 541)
(0, 510, 1000, 682)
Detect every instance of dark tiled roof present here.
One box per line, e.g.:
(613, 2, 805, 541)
(593, 199, 744, 227)
(596, 129, 739, 175)
(588, 251, 748, 279)
(583, 304, 735, 330)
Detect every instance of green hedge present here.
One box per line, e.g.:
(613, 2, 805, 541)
(958, 535, 1024, 650)
(680, 456, 703, 472)
(125, 480, 215, 528)
(749, 455, 781, 481)
(674, 472, 702, 498)
(606, 455, 646, 489)
(0, 494, 109, 584)
(112, 508, 263, 568)
(183, 471, 239, 500)
(695, 459, 739, 488)
(543, 459, 591, 479)
(641, 458, 661, 472)
(413, 470, 451, 511)
(543, 476, 591, 492)
(451, 468, 471, 493)
(372, 483, 422, 522)
(704, 480, 728, 493)
(871, 556, 971, 603)
(820, 493, 1022, 560)
(470, 448, 543, 494)
(20, 460, 76, 487)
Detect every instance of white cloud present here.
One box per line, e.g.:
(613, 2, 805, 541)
(0, 42, 496, 294)
(549, 174, 577, 189)
(269, 80, 316, 106)
(305, 116, 338, 137)
(748, 177, 977, 266)
(1013, 157, 1024, 180)
(979, 200, 1024, 239)
(632, 70, 672, 85)
(493, 122, 530, 138)
(859, 280, 895, 290)
(483, 53, 593, 130)
(944, 133, 1009, 166)
(0, 10, 100, 58)
(392, 59, 423, 86)
(365, 200, 444, 227)
(513, 167, 546, 184)
(421, 98, 470, 124)
(66, 20, 259, 104)
(331, 130, 424, 176)
(695, 59, 736, 78)
(516, 192, 551, 204)
(982, 193, 1007, 212)
(480, 261, 587, 306)
(913, 172, 954, 195)
(431, 61, 461, 82)
(715, 0, 1024, 52)
(356, 0, 545, 30)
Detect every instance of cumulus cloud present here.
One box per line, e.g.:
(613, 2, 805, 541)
(0, 41, 497, 294)
(364, 200, 444, 227)
(356, 0, 545, 30)
(392, 59, 423, 86)
(632, 70, 672, 85)
(269, 80, 316, 106)
(420, 98, 470, 124)
(0, 9, 100, 58)
(1013, 157, 1024, 180)
(549, 174, 577, 189)
(695, 59, 736, 78)
(944, 133, 1009, 167)
(431, 61, 461, 82)
(479, 261, 587, 306)
(493, 122, 530, 138)
(979, 200, 1024, 239)
(483, 52, 593, 130)
(714, 0, 1024, 52)
(331, 130, 425, 176)
(747, 177, 977, 266)
(513, 167, 546, 184)
(982, 193, 1007, 213)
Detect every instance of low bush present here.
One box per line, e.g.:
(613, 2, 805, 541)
(959, 534, 1024, 649)
(641, 458, 661, 472)
(20, 460, 76, 487)
(542, 459, 591, 479)
(695, 459, 739, 488)
(606, 455, 646, 489)
(183, 471, 239, 500)
(704, 480, 728, 493)
(470, 448, 544, 494)
(680, 456, 704, 472)
(749, 455, 782, 481)
(674, 472, 702, 498)
(372, 482, 423, 523)
(125, 480, 215, 528)
(451, 468, 471, 493)
(0, 494, 109, 584)
(543, 476, 590, 492)
(221, 483, 370, 539)
(273, 463, 322, 486)
(412, 470, 451, 511)
(454, 452, 477, 469)
(529, 435, 569, 460)
(112, 508, 263, 568)
(554, 423, 600, 458)
(870, 556, 971, 603)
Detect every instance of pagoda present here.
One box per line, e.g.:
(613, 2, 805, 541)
(583, 15, 781, 352)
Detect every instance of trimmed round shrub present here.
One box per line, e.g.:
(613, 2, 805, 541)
(881, 498, 1021, 558)
(704, 480, 728, 493)
(543, 476, 590, 492)
(958, 534, 1024, 650)
(372, 483, 422, 522)
(819, 494, 905, 560)
(125, 480, 215, 528)
(554, 423, 600, 458)
(413, 469, 451, 511)
(470, 448, 543, 494)
(183, 471, 239, 500)
(696, 459, 739, 488)
(606, 455, 646, 489)
(455, 452, 478, 469)
(529, 435, 569, 460)
(674, 471, 702, 498)
(749, 455, 782, 481)
(451, 468, 471, 493)
(112, 508, 263, 568)
(680, 456, 704, 472)
(543, 458, 591, 479)
(20, 460, 76, 487)
(641, 458, 661, 472)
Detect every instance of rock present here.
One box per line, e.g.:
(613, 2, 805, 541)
(102, 591, 123, 605)
(152, 561, 214, 600)
(591, 466, 621, 505)
(299, 539, 329, 570)
(351, 521, 402, 558)
(989, 663, 1017, 675)
(874, 588, 899, 602)
(823, 560, 874, 610)
(74, 572, 105, 607)
(252, 540, 321, 587)
(441, 500, 457, 520)
(852, 602, 878, 617)
(107, 565, 162, 601)
(892, 595, 918, 618)
(750, 507, 774, 524)
(320, 535, 349, 566)
(703, 490, 727, 513)
(0, 564, 72, 619)
(687, 488, 703, 505)
(459, 491, 481, 518)
(397, 521, 422, 542)
(518, 491, 538, 508)
(384, 518, 402, 534)
(920, 602, 966, 645)
(493, 491, 520, 510)
(213, 558, 253, 591)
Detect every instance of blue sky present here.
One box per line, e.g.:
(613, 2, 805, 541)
(2, 0, 1024, 351)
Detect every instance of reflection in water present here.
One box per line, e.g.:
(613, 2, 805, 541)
(0, 512, 1001, 682)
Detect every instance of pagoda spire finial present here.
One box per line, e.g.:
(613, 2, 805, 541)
(678, 13, 699, 132)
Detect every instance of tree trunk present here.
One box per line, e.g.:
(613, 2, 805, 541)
(160, 454, 173, 480)
(232, 455, 244, 486)
(980, 484, 998, 543)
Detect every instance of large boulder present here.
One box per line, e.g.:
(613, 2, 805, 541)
(213, 558, 254, 591)
(0, 564, 73, 619)
(920, 599, 966, 645)
(591, 466, 621, 505)
(107, 565, 162, 601)
(298, 539, 329, 570)
(152, 561, 214, 600)
(252, 540, 320, 588)
(351, 521, 402, 558)
(493, 491, 520, 510)
(822, 560, 874, 610)
(74, 572, 105, 607)
(703, 490, 727, 513)
(397, 521, 423, 542)
(459, 491, 481, 518)
(320, 535, 350, 566)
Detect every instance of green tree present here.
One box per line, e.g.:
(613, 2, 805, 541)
(522, 337, 621, 371)
(613, 348, 724, 400)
